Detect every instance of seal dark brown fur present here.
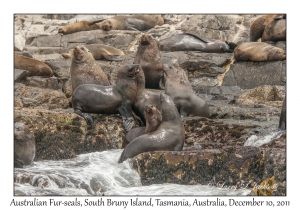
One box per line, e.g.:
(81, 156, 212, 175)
(262, 19, 286, 42)
(124, 105, 162, 147)
(14, 54, 53, 77)
(133, 34, 164, 89)
(118, 93, 185, 163)
(234, 42, 286, 62)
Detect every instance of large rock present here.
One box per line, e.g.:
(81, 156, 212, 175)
(223, 61, 286, 89)
(14, 108, 127, 161)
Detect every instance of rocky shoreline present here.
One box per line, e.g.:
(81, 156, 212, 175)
(14, 14, 286, 195)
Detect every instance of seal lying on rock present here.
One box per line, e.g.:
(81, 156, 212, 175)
(133, 34, 164, 89)
(162, 63, 210, 117)
(261, 18, 286, 42)
(118, 93, 185, 163)
(250, 14, 285, 42)
(100, 15, 164, 31)
(233, 42, 286, 62)
(58, 19, 103, 34)
(124, 104, 162, 147)
(158, 33, 234, 53)
(14, 122, 36, 168)
(69, 45, 110, 92)
(62, 44, 125, 61)
(14, 54, 53, 77)
(72, 64, 141, 131)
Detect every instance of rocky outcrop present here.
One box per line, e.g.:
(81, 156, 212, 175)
(14, 14, 286, 195)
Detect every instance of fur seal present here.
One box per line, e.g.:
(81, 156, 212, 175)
(133, 34, 164, 89)
(100, 15, 164, 31)
(58, 19, 103, 35)
(250, 14, 285, 42)
(158, 33, 234, 53)
(124, 105, 162, 146)
(62, 44, 125, 61)
(118, 93, 185, 163)
(162, 63, 210, 117)
(279, 95, 286, 130)
(261, 18, 286, 42)
(70, 45, 110, 92)
(14, 54, 53, 77)
(72, 64, 141, 131)
(132, 68, 163, 125)
(233, 42, 286, 62)
(14, 122, 36, 168)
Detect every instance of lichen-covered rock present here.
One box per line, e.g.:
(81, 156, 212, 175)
(223, 61, 286, 89)
(14, 108, 126, 160)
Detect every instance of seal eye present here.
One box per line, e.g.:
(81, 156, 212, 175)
(81, 47, 85, 50)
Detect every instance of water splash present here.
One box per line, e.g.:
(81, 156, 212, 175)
(14, 149, 250, 196)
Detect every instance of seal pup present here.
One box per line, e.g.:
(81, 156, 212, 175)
(62, 44, 125, 61)
(261, 18, 286, 42)
(14, 54, 53, 77)
(133, 34, 164, 89)
(58, 19, 103, 35)
(133, 68, 163, 125)
(70, 45, 110, 92)
(100, 15, 164, 31)
(158, 33, 234, 53)
(72, 64, 141, 131)
(162, 63, 210, 117)
(279, 95, 286, 130)
(118, 93, 185, 163)
(250, 14, 285, 42)
(14, 122, 36, 168)
(234, 42, 286, 62)
(124, 104, 162, 147)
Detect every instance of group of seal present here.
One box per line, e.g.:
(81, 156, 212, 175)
(58, 15, 164, 35)
(118, 93, 185, 163)
(72, 64, 141, 131)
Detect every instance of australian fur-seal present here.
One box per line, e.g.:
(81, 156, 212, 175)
(14, 54, 53, 77)
(158, 33, 234, 53)
(69, 45, 110, 92)
(132, 68, 163, 125)
(58, 19, 103, 35)
(162, 63, 210, 117)
(233, 42, 286, 62)
(118, 93, 185, 163)
(261, 18, 286, 42)
(100, 15, 164, 31)
(279, 95, 286, 130)
(62, 44, 125, 61)
(250, 14, 285, 42)
(133, 34, 164, 89)
(14, 122, 36, 168)
(72, 64, 141, 131)
(124, 104, 162, 147)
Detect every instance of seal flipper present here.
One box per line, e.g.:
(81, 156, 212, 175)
(183, 33, 210, 43)
(159, 76, 165, 90)
(125, 18, 152, 31)
(88, 19, 105, 25)
(118, 100, 135, 132)
(74, 109, 94, 128)
(103, 54, 125, 61)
